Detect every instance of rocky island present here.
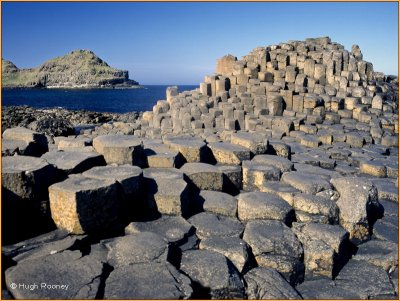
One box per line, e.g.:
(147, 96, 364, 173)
(2, 49, 140, 88)
(2, 37, 398, 299)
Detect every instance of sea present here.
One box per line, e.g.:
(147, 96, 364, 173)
(2, 85, 198, 113)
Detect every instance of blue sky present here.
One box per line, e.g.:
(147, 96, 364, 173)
(2, 2, 398, 85)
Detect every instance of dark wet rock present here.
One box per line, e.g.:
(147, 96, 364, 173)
(28, 118, 75, 137)
(180, 249, 245, 299)
(106, 232, 169, 267)
(5, 250, 104, 299)
(237, 191, 294, 224)
(199, 236, 251, 273)
(244, 267, 301, 299)
(335, 259, 396, 299)
(296, 277, 361, 299)
(125, 215, 194, 245)
(188, 212, 244, 239)
(104, 262, 192, 299)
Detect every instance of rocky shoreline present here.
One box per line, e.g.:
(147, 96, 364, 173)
(2, 37, 398, 299)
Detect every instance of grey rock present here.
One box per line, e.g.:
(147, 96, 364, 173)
(199, 236, 251, 273)
(5, 250, 104, 299)
(335, 259, 396, 299)
(244, 267, 302, 299)
(104, 262, 193, 299)
(180, 249, 245, 299)
(197, 190, 238, 217)
(281, 171, 332, 194)
(125, 215, 194, 244)
(181, 162, 224, 191)
(188, 212, 244, 239)
(106, 232, 169, 267)
(237, 191, 294, 224)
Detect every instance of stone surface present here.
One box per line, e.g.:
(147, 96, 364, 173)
(48, 174, 119, 234)
(199, 236, 250, 273)
(106, 232, 169, 267)
(281, 171, 332, 194)
(244, 267, 302, 299)
(237, 191, 294, 224)
(163, 135, 207, 163)
(41, 150, 105, 178)
(197, 190, 237, 217)
(2, 155, 56, 201)
(125, 215, 194, 244)
(335, 259, 396, 299)
(5, 250, 104, 299)
(180, 249, 245, 299)
(104, 262, 193, 299)
(83, 165, 142, 199)
(208, 142, 251, 165)
(242, 160, 281, 191)
(331, 177, 381, 244)
(92, 134, 143, 165)
(230, 131, 268, 155)
(188, 212, 244, 239)
(293, 193, 339, 224)
(181, 162, 224, 191)
(144, 173, 190, 216)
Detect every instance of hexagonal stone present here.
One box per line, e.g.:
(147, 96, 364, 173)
(230, 131, 268, 155)
(104, 262, 193, 299)
(57, 136, 92, 151)
(217, 164, 243, 194)
(293, 223, 350, 278)
(163, 135, 207, 163)
(242, 160, 281, 191)
(197, 190, 237, 217)
(251, 154, 294, 172)
(143, 167, 184, 180)
(331, 177, 381, 244)
(3, 127, 48, 155)
(208, 142, 251, 165)
(42, 151, 105, 178)
(237, 191, 294, 224)
(145, 173, 189, 217)
(293, 193, 339, 224)
(83, 165, 142, 200)
(188, 212, 244, 239)
(48, 175, 119, 234)
(335, 260, 396, 299)
(260, 181, 300, 206)
(301, 135, 321, 148)
(296, 278, 361, 299)
(244, 267, 301, 299)
(106, 232, 169, 267)
(346, 132, 364, 148)
(181, 162, 224, 191)
(180, 249, 245, 299)
(254, 254, 305, 286)
(353, 240, 398, 272)
(143, 141, 183, 168)
(2, 156, 56, 201)
(281, 171, 332, 194)
(243, 219, 303, 259)
(5, 250, 104, 299)
(360, 160, 387, 177)
(125, 215, 194, 245)
(92, 134, 143, 165)
(199, 236, 251, 273)
(2, 139, 34, 157)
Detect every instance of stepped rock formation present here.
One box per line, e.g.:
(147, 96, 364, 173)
(2, 50, 139, 88)
(2, 37, 398, 300)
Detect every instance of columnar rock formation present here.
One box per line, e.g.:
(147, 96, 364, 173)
(2, 37, 398, 300)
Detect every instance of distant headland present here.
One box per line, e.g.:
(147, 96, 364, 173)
(2, 49, 140, 89)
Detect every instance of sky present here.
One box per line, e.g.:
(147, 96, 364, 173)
(2, 2, 398, 85)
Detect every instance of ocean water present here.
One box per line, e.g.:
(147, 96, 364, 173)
(2, 85, 198, 113)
